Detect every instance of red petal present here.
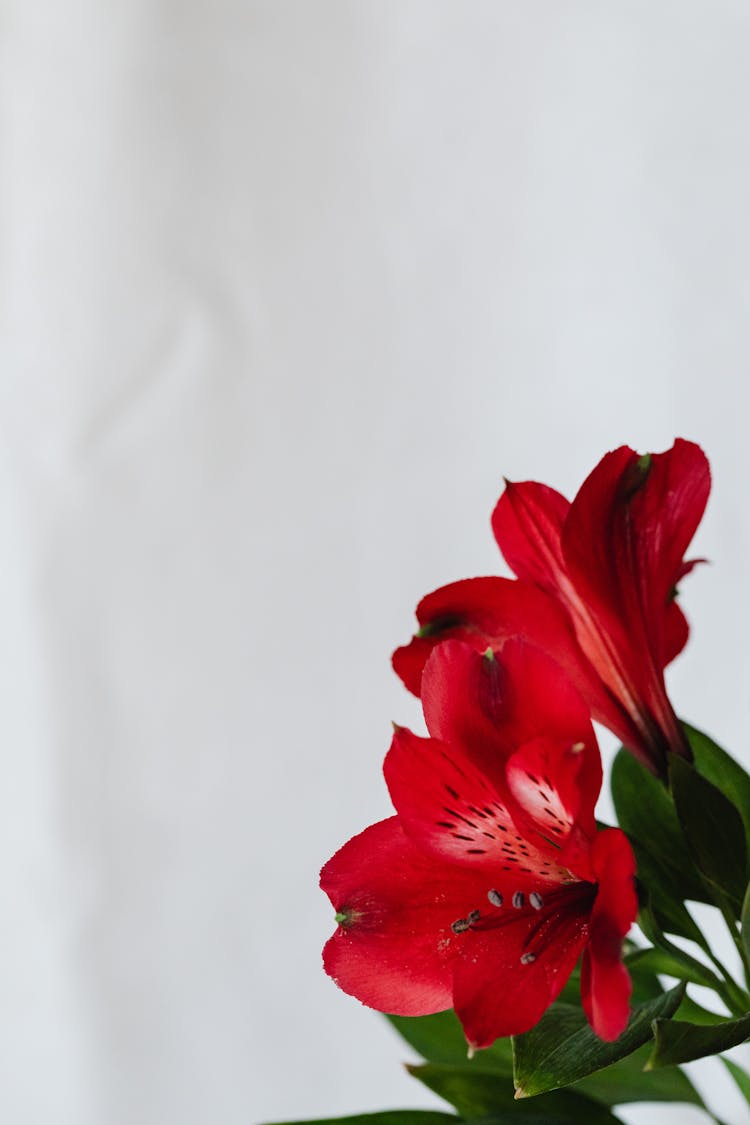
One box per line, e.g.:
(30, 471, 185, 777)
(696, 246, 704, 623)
(392, 635, 437, 697)
(421, 639, 600, 799)
(559, 441, 709, 766)
(505, 735, 600, 850)
(392, 578, 529, 698)
(580, 829, 637, 1040)
(563, 440, 710, 674)
(491, 481, 570, 594)
(580, 947, 631, 1043)
(663, 600, 689, 666)
(391, 577, 580, 699)
(321, 818, 490, 1016)
(392, 578, 633, 749)
(384, 726, 575, 886)
(452, 893, 590, 1047)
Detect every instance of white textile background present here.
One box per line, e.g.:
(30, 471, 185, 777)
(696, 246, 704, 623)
(3, 3, 750, 1124)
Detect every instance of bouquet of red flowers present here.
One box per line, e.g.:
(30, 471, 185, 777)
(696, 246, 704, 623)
(268, 440, 750, 1125)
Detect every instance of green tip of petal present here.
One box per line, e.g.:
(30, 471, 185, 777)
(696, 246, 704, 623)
(334, 911, 349, 925)
(483, 647, 496, 662)
(622, 451, 654, 500)
(416, 622, 436, 638)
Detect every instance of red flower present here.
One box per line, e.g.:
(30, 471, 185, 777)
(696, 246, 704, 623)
(393, 439, 710, 776)
(321, 640, 637, 1047)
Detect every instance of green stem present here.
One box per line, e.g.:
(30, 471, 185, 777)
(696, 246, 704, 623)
(702, 943, 750, 1016)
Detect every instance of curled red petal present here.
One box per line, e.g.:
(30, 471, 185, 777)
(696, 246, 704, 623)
(505, 735, 600, 851)
(393, 577, 584, 698)
(392, 635, 436, 697)
(663, 599, 689, 666)
(384, 726, 576, 885)
(491, 481, 571, 594)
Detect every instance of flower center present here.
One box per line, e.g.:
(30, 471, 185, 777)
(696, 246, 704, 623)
(450, 880, 596, 964)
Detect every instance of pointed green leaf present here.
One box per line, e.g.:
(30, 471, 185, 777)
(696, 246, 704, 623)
(648, 1011, 750, 1068)
(386, 946, 669, 1082)
(723, 1057, 750, 1105)
(669, 755, 748, 912)
(685, 724, 750, 855)
(511, 984, 685, 1097)
(624, 946, 719, 990)
(573, 1042, 704, 1107)
(407, 1064, 623, 1123)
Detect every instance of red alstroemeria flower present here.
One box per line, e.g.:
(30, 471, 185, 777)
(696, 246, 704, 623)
(393, 439, 710, 776)
(321, 640, 637, 1048)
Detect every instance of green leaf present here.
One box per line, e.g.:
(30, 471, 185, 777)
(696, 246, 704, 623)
(511, 984, 685, 1097)
(723, 1057, 750, 1105)
(676, 994, 729, 1027)
(635, 895, 713, 977)
(573, 1042, 704, 1107)
(669, 755, 748, 912)
(624, 946, 719, 990)
(685, 723, 750, 856)
(648, 1011, 750, 1068)
(611, 749, 707, 904)
(387, 1011, 512, 1074)
(260, 1114, 458, 1125)
(388, 971, 702, 1110)
(407, 1064, 623, 1123)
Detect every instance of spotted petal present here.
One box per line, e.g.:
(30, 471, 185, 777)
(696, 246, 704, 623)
(452, 889, 593, 1047)
(505, 735, 599, 856)
(384, 726, 572, 886)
